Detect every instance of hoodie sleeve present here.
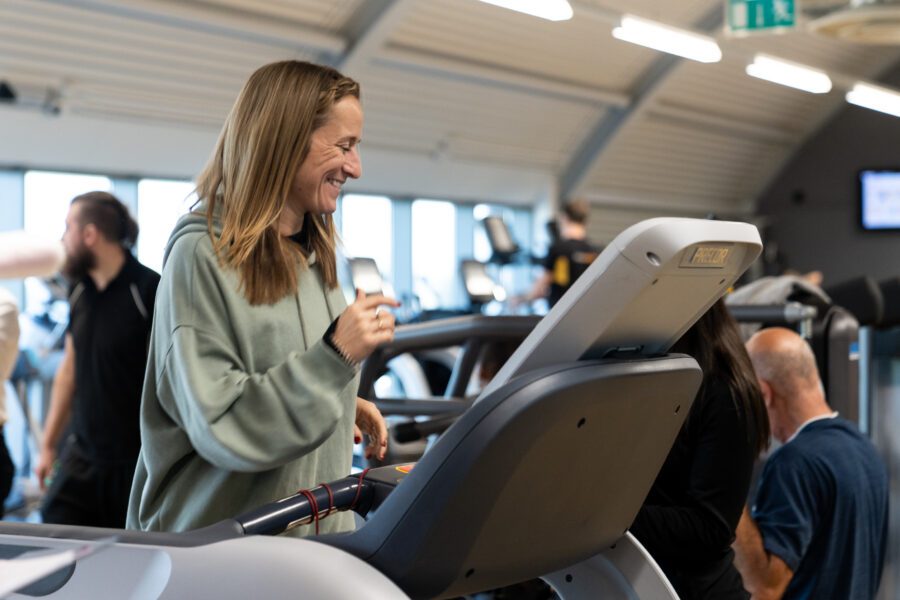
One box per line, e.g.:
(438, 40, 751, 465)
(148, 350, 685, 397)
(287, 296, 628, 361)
(157, 325, 355, 472)
(153, 233, 357, 473)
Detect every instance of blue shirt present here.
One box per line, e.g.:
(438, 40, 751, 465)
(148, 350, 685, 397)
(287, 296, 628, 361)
(752, 417, 888, 599)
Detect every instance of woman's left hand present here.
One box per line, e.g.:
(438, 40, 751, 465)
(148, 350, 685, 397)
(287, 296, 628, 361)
(354, 397, 388, 461)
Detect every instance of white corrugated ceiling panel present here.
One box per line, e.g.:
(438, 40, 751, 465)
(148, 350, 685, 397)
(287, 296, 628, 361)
(389, 0, 658, 91)
(580, 0, 718, 27)
(357, 64, 603, 170)
(723, 28, 900, 78)
(584, 116, 790, 209)
(183, 0, 362, 32)
(576, 18, 900, 213)
(0, 0, 318, 128)
(658, 60, 826, 135)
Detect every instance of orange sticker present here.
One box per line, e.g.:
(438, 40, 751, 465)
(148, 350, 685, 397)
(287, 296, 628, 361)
(395, 464, 415, 474)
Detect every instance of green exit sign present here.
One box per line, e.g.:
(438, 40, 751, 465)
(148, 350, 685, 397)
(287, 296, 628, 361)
(727, 0, 796, 33)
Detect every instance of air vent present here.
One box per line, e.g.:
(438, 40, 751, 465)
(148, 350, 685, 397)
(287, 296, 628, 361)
(810, 1, 900, 44)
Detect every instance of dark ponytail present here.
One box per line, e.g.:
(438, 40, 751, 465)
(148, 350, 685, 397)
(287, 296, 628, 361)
(71, 191, 139, 249)
(672, 298, 771, 455)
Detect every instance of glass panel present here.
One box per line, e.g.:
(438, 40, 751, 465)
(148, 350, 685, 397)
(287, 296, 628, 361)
(23, 171, 112, 314)
(412, 199, 457, 309)
(137, 179, 197, 274)
(473, 204, 492, 262)
(340, 194, 393, 280)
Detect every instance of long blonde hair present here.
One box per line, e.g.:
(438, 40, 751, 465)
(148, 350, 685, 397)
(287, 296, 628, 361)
(196, 60, 360, 305)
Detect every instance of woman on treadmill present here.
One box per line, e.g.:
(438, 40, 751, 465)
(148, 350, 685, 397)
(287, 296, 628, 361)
(127, 60, 397, 535)
(630, 298, 770, 598)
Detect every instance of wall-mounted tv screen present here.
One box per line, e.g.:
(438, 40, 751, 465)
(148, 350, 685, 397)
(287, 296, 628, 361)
(860, 169, 900, 231)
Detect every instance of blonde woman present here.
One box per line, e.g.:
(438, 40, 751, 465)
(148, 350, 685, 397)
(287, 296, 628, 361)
(127, 61, 396, 535)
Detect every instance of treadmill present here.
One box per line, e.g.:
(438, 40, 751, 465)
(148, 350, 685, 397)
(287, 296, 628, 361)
(0, 217, 761, 599)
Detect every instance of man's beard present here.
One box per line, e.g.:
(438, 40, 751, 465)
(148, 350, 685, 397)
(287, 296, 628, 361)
(62, 244, 96, 282)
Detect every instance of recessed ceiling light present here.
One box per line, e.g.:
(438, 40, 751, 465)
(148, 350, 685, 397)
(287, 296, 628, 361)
(612, 15, 722, 63)
(746, 54, 832, 94)
(477, 0, 573, 22)
(846, 82, 900, 118)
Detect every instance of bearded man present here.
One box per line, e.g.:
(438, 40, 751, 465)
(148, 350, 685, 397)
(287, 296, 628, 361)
(37, 191, 159, 527)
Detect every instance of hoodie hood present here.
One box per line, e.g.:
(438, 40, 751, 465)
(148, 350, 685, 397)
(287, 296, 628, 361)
(163, 202, 319, 271)
(163, 205, 216, 268)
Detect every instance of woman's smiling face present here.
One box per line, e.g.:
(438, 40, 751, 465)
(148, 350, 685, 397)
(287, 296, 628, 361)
(289, 96, 363, 217)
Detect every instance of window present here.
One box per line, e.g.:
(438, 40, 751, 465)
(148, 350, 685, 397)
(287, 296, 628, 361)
(23, 171, 112, 242)
(137, 179, 196, 274)
(340, 194, 393, 280)
(23, 170, 112, 314)
(472, 203, 496, 263)
(412, 199, 457, 309)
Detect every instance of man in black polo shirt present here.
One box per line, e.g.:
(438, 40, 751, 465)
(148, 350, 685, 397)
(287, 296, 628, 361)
(36, 191, 159, 527)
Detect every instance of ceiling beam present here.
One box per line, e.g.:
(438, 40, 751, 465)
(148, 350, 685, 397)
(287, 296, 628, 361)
(337, 0, 417, 76)
(375, 46, 630, 108)
(38, 0, 347, 56)
(646, 101, 799, 146)
(558, 4, 724, 200)
(582, 187, 752, 216)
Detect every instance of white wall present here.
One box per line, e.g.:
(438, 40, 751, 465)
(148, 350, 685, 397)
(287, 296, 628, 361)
(350, 146, 554, 206)
(0, 106, 214, 180)
(0, 105, 555, 206)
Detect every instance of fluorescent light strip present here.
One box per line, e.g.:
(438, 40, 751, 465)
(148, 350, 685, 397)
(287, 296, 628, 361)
(612, 15, 722, 63)
(846, 82, 900, 118)
(746, 55, 832, 94)
(477, 0, 573, 22)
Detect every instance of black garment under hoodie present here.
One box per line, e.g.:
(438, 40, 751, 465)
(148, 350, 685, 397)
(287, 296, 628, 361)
(630, 377, 758, 599)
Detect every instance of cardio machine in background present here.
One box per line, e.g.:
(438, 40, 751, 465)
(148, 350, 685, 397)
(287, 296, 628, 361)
(0, 217, 761, 599)
(831, 274, 900, 600)
(727, 273, 900, 600)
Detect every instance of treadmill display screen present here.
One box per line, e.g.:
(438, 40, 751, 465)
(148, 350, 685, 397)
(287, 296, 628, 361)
(687, 246, 731, 267)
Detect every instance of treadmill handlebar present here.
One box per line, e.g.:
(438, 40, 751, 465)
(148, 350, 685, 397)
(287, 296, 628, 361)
(727, 302, 818, 324)
(382, 315, 539, 355)
(393, 414, 459, 443)
(234, 466, 414, 536)
(360, 314, 539, 400)
(234, 476, 371, 537)
(375, 397, 472, 417)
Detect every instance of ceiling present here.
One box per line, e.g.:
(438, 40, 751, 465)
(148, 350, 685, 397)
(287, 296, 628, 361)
(1, 0, 899, 216)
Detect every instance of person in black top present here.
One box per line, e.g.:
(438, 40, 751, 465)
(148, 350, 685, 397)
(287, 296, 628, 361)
(36, 191, 159, 528)
(630, 299, 770, 599)
(522, 199, 600, 308)
(734, 327, 888, 599)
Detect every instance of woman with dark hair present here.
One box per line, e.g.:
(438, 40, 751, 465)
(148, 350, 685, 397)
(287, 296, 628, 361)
(630, 298, 770, 598)
(127, 60, 397, 535)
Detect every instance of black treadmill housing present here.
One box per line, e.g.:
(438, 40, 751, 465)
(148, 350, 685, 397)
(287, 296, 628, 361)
(326, 355, 702, 599)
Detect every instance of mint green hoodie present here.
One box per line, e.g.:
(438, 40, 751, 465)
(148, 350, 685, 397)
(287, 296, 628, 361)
(127, 209, 358, 535)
